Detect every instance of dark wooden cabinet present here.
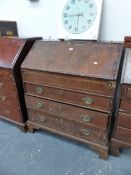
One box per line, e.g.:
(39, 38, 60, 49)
(0, 37, 40, 131)
(21, 41, 123, 159)
(110, 37, 131, 156)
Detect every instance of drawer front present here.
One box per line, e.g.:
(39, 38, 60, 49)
(28, 109, 107, 145)
(117, 112, 131, 129)
(24, 83, 111, 113)
(22, 70, 116, 96)
(0, 104, 21, 122)
(120, 99, 131, 111)
(115, 126, 131, 144)
(0, 91, 19, 108)
(25, 95, 109, 129)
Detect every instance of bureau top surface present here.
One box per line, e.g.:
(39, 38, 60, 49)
(0, 37, 25, 69)
(121, 48, 131, 84)
(22, 41, 123, 80)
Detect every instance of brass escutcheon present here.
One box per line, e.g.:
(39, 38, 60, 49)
(82, 97, 94, 105)
(108, 83, 113, 89)
(58, 89, 64, 95)
(39, 116, 46, 123)
(0, 96, 7, 101)
(36, 102, 44, 109)
(80, 115, 91, 122)
(107, 81, 115, 89)
(81, 129, 91, 136)
(36, 86, 44, 94)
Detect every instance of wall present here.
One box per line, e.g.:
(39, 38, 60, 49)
(0, 0, 131, 41)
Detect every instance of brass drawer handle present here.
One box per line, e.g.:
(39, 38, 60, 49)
(81, 129, 91, 136)
(36, 102, 44, 109)
(58, 89, 64, 95)
(108, 82, 113, 89)
(82, 97, 94, 105)
(39, 116, 46, 123)
(0, 83, 4, 88)
(0, 96, 7, 101)
(107, 81, 115, 89)
(80, 115, 91, 122)
(36, 86, 44, 94)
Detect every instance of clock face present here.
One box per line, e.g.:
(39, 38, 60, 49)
(62, 0, 97, 34)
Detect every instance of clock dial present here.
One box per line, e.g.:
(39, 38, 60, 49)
(62, 0, 97, 34)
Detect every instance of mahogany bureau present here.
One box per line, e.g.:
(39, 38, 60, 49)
(0, 37, 40, 131)
(21, 41, 123, 159)
(110, 37, 131, 156)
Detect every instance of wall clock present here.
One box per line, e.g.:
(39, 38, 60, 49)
(58, 0, 103, 40)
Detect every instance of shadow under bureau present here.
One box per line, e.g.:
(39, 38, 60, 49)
(21, 41, 123, 159)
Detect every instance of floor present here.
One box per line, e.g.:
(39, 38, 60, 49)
(0, 121, 131, 175)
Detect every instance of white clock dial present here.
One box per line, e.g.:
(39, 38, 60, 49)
(62, 0, 97, 34)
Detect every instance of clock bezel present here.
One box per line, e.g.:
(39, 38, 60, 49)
(62, 0, 97, 35)
(58, 0, 103, 40)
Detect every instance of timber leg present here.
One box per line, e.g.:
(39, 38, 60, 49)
(18, 125, 28, 133)
(99, 149, 108, 160)
(109, 139, 120, 156)
(27, 123, 35, 133)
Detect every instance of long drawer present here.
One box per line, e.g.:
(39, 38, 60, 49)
(24, 83, 112, 113)
(28, 109, 108, 145)
(25, 95, 109, 129)
(22, 70, 116, 96)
